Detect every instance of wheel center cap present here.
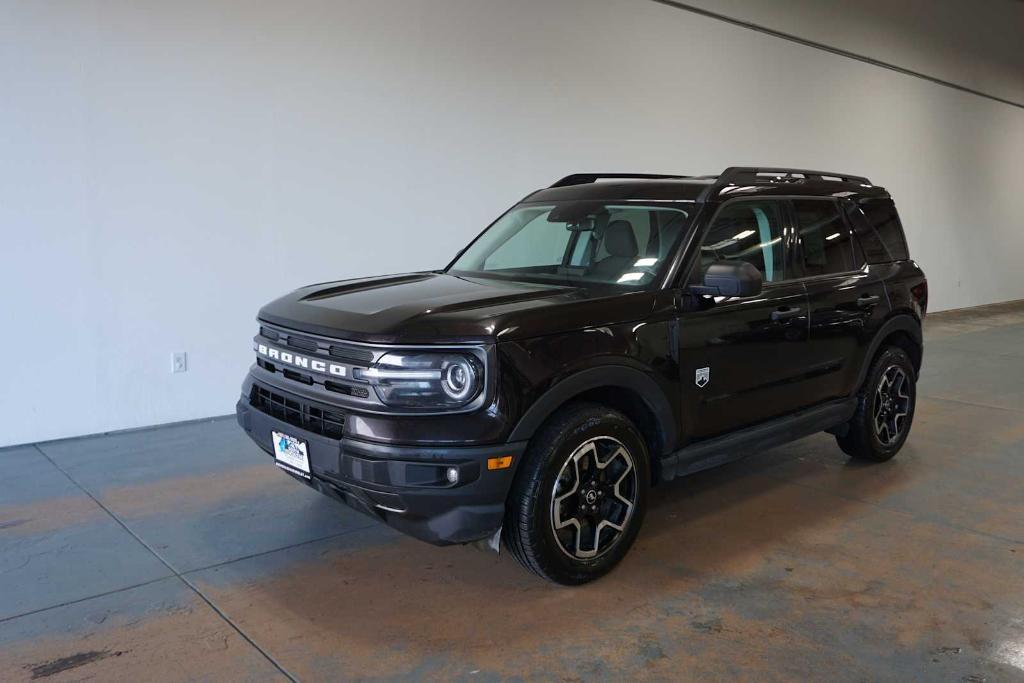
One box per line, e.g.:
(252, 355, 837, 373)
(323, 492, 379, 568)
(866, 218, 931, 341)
(584, 490, 598, 505)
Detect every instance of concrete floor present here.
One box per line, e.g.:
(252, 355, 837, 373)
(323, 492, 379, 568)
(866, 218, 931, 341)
(2, 302, 1024, 682)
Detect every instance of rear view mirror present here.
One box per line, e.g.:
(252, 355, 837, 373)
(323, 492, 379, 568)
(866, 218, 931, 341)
(564, 218, 596, 232)
(547, 202, 606, 224)
(692, 260, 763, 298)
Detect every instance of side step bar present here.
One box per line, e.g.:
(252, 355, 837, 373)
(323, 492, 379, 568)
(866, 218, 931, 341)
(659, 398, 857, 482)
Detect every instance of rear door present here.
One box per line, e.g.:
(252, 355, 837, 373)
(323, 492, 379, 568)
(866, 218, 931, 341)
(677, 198, 811, 439)
(791, 197, 891, 403)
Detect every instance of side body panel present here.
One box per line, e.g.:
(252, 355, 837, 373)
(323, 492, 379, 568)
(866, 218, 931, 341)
(800, 267, 891, 401)
(884, 261, 929, 323)
(672, 196, 812, 442)
(502, 302, 682, 455)
(675, 281, 811, 439)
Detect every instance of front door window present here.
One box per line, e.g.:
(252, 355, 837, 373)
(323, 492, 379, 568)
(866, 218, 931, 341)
(700, 201, 786, 284)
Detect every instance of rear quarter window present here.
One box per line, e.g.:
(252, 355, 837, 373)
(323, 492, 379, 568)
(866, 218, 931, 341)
(858, 198, 910, 261)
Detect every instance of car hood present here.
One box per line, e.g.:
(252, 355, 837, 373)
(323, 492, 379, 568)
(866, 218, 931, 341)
(257, 271, 657, 343)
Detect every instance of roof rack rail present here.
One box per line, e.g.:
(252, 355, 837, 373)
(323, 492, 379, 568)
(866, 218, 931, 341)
(722, 166, 870, 184)
(699, 166, 871, 201)
(549, 173, 690, 188)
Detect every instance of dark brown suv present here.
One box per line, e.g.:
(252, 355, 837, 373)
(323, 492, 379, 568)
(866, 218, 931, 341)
(237, 166, 927, 584)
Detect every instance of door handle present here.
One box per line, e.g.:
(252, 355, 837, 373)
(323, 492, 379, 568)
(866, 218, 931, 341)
(771, 306, 802, 321)
(857, 294, 881, 308)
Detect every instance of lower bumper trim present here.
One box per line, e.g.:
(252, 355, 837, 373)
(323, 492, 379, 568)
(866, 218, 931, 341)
(237, 398, 527, 545)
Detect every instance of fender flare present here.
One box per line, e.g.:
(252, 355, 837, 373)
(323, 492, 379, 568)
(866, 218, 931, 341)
(507, 365, 676, 453)
(854, 314, 923, 388)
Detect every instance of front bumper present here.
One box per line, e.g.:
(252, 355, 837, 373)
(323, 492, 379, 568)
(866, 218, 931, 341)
(236, 396, 527, 546)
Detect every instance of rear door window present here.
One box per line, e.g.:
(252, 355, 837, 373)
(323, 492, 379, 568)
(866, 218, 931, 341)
(792, 199, 856, 277)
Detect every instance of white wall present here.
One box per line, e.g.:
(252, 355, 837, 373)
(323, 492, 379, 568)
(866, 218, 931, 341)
(2, 0, 1023, 446)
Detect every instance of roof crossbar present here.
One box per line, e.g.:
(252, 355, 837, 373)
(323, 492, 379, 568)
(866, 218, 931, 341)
(549, 173, 691, 188)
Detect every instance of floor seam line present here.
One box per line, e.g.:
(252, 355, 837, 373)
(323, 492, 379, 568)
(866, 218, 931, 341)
(31, 444, 301, 683)
(0, 576, 173, 625)
(179, 522, 380, 576)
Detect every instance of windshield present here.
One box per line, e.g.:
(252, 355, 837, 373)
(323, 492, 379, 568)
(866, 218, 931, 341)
(448, 201, 692, 288)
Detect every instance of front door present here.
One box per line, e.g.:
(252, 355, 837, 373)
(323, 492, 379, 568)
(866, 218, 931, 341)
(677, 199, 812, 440)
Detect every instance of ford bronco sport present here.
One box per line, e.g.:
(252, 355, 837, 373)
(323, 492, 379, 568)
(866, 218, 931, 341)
(237, 167, 927, 584)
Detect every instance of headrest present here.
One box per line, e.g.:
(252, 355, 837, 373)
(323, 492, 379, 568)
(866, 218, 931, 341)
(604, 220, 638, 258)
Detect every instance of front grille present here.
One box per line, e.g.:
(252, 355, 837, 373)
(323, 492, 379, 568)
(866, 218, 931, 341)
(249, 383, 346, 439)
(259, 323, 374, 366)
(287, 336, 318, 352)
(325, 380, 370, 398)
(328, 344, 373, 364)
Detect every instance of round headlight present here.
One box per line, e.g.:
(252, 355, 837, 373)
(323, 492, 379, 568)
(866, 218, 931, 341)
(442, 357, 477, 402)
(355, 351, 484, 408)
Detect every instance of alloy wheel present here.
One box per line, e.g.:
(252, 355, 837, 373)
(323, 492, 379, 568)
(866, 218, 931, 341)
(873, 365, 911, 446)
(550, 436, 637, 560)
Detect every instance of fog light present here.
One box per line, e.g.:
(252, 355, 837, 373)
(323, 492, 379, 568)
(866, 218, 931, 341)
(445, 466, 459, 484)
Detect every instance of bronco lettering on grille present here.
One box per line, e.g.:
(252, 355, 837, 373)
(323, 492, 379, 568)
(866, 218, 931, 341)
(255, 343, 347, 377)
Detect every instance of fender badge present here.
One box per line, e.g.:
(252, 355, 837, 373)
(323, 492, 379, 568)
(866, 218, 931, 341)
(695, 367, 710, 388)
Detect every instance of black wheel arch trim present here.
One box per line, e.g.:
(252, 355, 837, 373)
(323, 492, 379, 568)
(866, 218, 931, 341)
(855, 314, 922, 387)
(507, 365, 676, 453)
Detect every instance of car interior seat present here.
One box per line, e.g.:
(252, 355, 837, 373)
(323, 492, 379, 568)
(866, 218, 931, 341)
(588, 220, 638, 280)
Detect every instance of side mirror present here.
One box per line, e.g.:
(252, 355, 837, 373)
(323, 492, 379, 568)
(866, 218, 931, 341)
(691, 260, 763, 298)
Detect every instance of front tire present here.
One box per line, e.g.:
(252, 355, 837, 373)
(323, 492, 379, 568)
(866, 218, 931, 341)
(837, 346, 917, 461)
(503, 403, 649, 585)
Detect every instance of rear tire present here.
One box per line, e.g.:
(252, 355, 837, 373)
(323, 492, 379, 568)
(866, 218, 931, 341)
(503, 402, 649, 585)
(836, 346, 916, 462)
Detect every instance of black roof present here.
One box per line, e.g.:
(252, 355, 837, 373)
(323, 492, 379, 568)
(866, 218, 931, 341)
(525, 167, 889, 204)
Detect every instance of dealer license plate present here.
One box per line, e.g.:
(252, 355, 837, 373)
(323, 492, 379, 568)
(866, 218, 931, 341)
(272, 431, 310, 479)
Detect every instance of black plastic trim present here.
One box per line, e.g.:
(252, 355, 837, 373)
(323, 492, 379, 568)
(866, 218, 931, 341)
(660, 397, 857, 481)
(507, 365, 676, 453)
(237, 399, 529, 545)
(852, 314, 923, 386)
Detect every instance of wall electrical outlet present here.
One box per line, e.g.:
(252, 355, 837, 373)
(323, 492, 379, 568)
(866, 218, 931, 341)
(172, 352, 188, 374)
